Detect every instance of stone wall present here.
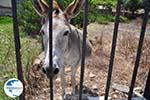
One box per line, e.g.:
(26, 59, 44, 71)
(0, 6, 12, 16)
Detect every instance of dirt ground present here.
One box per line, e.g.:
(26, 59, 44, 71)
(25, 18, 150, 100)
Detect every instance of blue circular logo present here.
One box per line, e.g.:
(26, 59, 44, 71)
(4, 78, 23, 98)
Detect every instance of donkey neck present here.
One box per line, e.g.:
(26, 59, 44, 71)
(68, 25, 82, 52)
(62, 25, 82, 67)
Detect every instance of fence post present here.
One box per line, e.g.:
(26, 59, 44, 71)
(48, 0, 53, 100)
(144, 68, 150, 100)
(79, 0, 89, 99)
(104, 0, 121, 100)
(128, 0, 150, 99)
(11, 0, 25, 100)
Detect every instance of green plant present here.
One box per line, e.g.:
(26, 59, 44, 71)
(57, 0, 72, 10)
(90, 0, 117, 7)
(17, 0, 41, 36)
(119, 16, 129, 23)
(71, 10, 109, 27)
(17, 0, 128, 34)
(0, 17, 19, 100)
(0, 16, 42, 100)
(148, 19, 150, 24)
(122, 0, 145, 18)
(0, 16, 12, 24)
(89, 10, 110, 24)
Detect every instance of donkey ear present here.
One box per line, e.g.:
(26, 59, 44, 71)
(32, 0, 49, 16)
(64, 0, 85, 19)
(32, 0, 59, 16)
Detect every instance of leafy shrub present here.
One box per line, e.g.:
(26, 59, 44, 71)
(123, 0, 144, 11)
(71, 10, 110, 27)
(17, 0, 74, 36)
(148, 19, 150, 24)
(90, 0, 117, 7)
(17, 0, 41, 36)
(72, 9, 129, 27)
(119, 16, 129, 23)
(17, 0, 128, 35)
(122, 0, 145, 18)
(0, 16, 12, 24)
(88, 10, 111, 25)
(57, 0, 72, 10)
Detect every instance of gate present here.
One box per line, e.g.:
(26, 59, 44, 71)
(11, 0, 150, 100)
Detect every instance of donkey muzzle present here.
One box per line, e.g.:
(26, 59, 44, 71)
(53, 64, 60, 74)
(42, 64, 60, 75)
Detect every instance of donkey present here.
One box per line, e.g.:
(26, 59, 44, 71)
(32, 0, 92, 99)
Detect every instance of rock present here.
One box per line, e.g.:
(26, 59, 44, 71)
(92, 85, 98, 91)
(88, 96, 111, 100)
(89, 73, 96, 78)
(113, 94, 118, 98)
(133, 87, 144, 99)
(65, 68, 71, 72)
(134, 87, 143, 93)
(32, 52, 45, 70)
(112, 83, 144, 98)
(56, 77, 61, 82)
(112, 83, 129, 93)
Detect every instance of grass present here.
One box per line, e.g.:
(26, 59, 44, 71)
(0, 16, 42, 100)
(0, 16, 12, 24)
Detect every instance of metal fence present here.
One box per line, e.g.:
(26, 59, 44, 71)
(11, 0, 150, 100)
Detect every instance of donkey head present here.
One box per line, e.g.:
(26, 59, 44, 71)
(32, 0, 84, 78)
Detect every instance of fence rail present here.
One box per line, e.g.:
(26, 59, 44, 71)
(144, 68, 150, 100)
(11, 0, 150, 100)
(11, 0, 25, 100)
(48, 0, 54, 100)
(128, 0, 150, 99)
(105, 0, 121, 99)
(79, 0, 89, 99)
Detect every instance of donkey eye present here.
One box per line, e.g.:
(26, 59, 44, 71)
(63, 31, 69, 36)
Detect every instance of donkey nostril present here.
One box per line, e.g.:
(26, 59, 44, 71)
(53, 68, 59, 74)
(42, 67, 46, 74)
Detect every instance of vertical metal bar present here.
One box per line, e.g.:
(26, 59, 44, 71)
(79, 0, 88, 99)
(144, 68, 150, 100)
(128, 0, 150, 99)
(11, 0, 25, 100)
(48, 0, 53, 100)
(104, 0, 121, 100)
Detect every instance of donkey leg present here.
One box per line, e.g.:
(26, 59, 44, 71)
(60, 66, 65, 99)
(71, 66, 77, 95)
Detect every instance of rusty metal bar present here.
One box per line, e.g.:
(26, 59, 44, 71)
(48, 0, 54, 100)
(48, 0, 53, 100)
(104, 0, 122, 100)
(144, 68, 150, 100)
(128, 0, 150, 99)
(11, 0, 25, 100)
(79, 0, 89, 99)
